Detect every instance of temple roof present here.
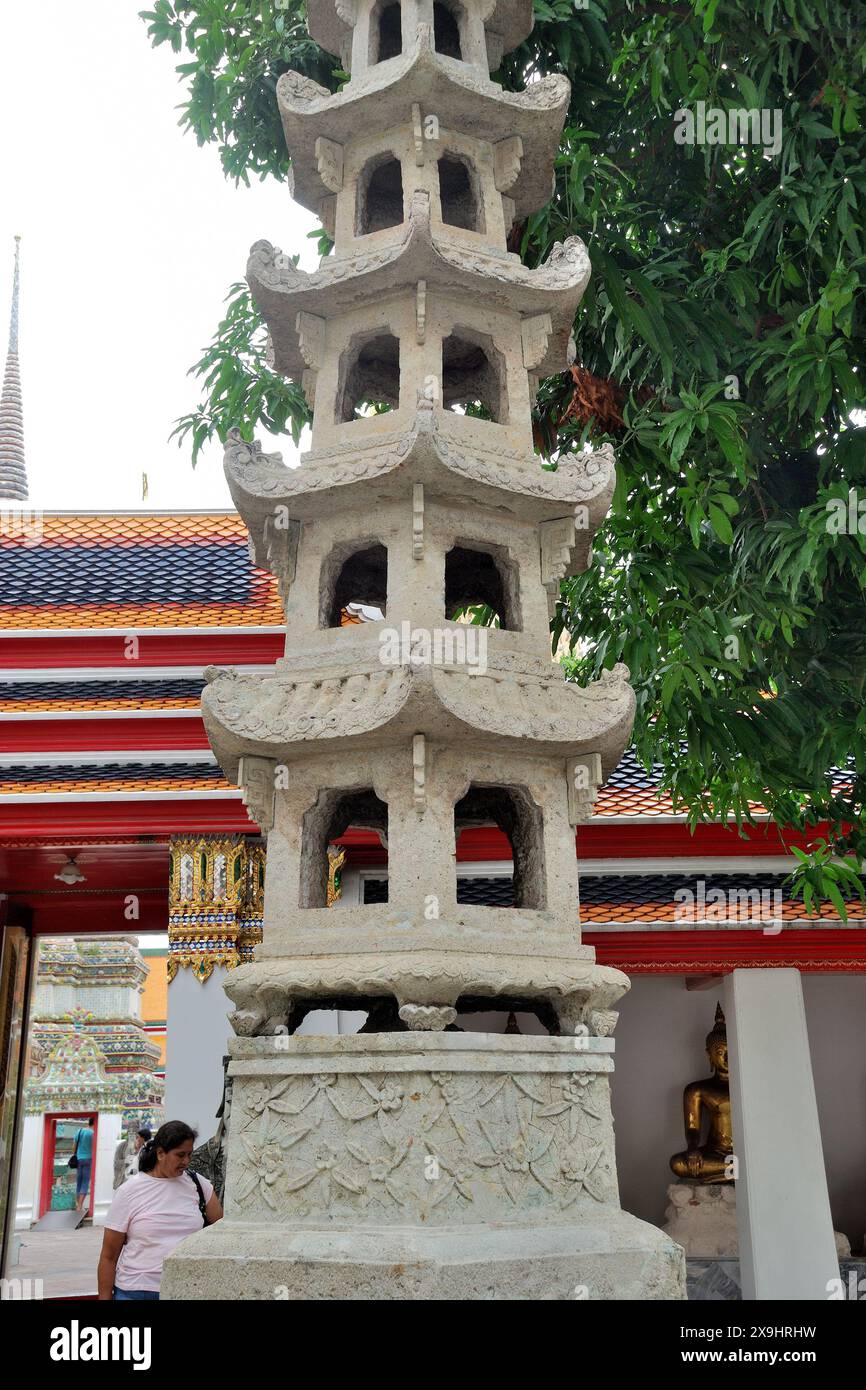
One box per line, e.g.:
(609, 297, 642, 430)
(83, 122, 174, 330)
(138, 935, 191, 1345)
(0, 733, 855, 828)
(361, 869, 866, 921)
(0, 759, 225, 796)
(0, 677, 206, 713)
(0, 513, 283, 629)
(578, 871, 866, 924)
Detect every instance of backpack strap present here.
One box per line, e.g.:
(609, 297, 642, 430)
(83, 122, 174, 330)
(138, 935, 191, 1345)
(187, 1169, 210, 1226)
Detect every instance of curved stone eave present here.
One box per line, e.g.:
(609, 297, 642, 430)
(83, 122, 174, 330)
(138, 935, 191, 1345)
(277, 56, 569, 221)
(201, 661, 635, 782)
(306, 0, 534, 61)
(247, 218, 590, 381)
(222, 418, 616, 538)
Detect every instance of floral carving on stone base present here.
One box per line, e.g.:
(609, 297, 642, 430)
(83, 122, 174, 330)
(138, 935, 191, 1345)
(227, 1066, 617, 1223)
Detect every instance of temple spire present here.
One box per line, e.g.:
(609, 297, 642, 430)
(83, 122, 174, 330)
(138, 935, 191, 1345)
(0, 236, 28, 501)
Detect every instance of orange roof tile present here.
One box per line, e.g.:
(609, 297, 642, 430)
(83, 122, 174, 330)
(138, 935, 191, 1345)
(0, 513, 283, 629)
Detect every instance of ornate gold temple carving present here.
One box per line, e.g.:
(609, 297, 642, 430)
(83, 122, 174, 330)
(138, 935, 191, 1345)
(168, 835, 265, 983)
(326, 844, 346, 907)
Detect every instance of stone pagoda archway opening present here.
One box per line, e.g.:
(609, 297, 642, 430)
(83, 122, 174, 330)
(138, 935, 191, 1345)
(444, 543, 520, 629)
(356, 154, 404, 235)
(441, 329, 506, 422)
(453, 784, 546, 909)
(336, 331, 401, 422)
(433, 1, 463, 59)
(371, 1, 402, 63)
(455, 995, 559, 1035)
(300, 788, 389, 908)
(320, 541, 388, 627)
(437, 154, 483, 231)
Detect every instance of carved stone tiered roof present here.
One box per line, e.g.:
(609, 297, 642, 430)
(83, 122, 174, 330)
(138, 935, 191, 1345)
(278, 56, 568, 223)
(199, 0, 646, 1039)
(203, 659, 635, 776)
(247, 192, 588, 380)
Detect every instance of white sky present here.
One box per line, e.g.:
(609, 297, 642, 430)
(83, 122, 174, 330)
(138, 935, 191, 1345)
(0, 0, 319, 510)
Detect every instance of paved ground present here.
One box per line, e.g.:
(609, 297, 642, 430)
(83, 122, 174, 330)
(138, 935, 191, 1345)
(8, 1225, 102, 1298)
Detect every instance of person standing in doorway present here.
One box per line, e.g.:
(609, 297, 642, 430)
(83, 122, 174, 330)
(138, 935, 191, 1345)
(73, 1118, 95, 1213)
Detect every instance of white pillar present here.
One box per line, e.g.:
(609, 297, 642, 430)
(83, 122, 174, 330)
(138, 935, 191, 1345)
(92, 1112, 123, 1226)
(14, 1114, 42, 1230)
(724, 968, 838, 1299)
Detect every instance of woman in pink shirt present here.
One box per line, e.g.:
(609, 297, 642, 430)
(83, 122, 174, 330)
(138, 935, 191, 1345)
(98, 1120, 223, 1300)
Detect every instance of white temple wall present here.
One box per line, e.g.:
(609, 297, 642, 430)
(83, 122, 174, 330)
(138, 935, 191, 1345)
(165, 966, 345, 1126)
(802, 974, 866, 1249)
(612, 971, 866, 1249)
(164, 969, 232, 1136)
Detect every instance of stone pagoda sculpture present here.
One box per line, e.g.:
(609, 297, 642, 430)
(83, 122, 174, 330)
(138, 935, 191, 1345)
(164, 0, 684, 1299)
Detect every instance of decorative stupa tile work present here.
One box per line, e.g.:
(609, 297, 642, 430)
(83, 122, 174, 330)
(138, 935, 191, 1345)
(164, 0, 685, 1301)
(26, 935, 164, 1131)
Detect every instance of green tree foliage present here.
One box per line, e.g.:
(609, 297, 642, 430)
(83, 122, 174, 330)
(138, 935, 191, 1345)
(141, 0, 866, 910)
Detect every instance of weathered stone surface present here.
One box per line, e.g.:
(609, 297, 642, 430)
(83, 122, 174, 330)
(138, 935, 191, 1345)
(248, 199, 590, 384)
(306, 0, 535, 72)
(203, 664, 635, 768)
(223, 949, 629, 1037)
(163, 1217, 686, 1300)
(278, 33, 565, 224)
(663, 1181, 852, 1260)
(163, 1036, 685, 1300)
(663, 1182, 739, 1258)
(167, 0, 688, 1301)
(223, 412, 616, 616)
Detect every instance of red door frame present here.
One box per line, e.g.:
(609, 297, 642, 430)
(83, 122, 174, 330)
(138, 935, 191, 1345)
(39, 1112, 98, 1219)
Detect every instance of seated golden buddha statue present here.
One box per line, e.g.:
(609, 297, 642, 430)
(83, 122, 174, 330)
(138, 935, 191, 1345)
(670, 1003, 733, 1184)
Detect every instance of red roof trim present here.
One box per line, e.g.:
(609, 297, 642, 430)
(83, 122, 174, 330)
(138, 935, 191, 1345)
(0, 634, 285, 669)
(0, 718, 212, 752)
(592, 928, 866, 973)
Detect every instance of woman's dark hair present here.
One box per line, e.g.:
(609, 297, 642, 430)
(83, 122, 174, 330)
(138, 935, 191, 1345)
(137, 1127, 152, 1142)
(138, 1120, 197, 1172)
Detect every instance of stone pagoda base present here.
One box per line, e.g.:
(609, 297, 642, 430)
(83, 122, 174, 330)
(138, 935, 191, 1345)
(163, 1034, 685, 1300)
(663, 1181, 851, 1260)
(662, 1182, 739, 1258)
